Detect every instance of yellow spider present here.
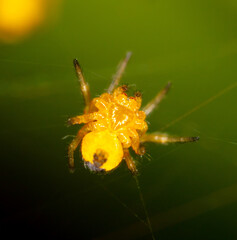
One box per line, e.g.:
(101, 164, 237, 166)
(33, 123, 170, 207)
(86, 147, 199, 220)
(68, 52, 199, 174)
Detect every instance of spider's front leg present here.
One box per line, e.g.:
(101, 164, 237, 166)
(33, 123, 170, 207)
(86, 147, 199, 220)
(124, 148, 138, 175)
(73, 59, 91, 113)
(142, 82, 172, 116)
(107, 52, 132, 93)
(68, 125, 90, 173)
(140, 133, 199, 144)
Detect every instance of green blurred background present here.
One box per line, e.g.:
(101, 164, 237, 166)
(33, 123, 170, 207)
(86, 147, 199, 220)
(1, 0, 237, 239)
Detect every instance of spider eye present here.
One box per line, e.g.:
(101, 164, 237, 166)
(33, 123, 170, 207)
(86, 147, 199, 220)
(81, 130, 123, 172)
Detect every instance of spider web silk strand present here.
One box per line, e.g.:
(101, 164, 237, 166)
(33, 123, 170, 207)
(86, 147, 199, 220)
(160, 81, 237, 131)
(134, 176, 156, 240)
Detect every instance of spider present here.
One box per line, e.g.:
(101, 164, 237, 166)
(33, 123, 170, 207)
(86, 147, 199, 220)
(67, 52, 199, 175)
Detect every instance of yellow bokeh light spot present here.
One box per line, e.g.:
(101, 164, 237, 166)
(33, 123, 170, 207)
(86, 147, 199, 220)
(0, 0, 47, 42)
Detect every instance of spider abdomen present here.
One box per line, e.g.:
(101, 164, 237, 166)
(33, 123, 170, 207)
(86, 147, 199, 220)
(81, 130, 123, 172)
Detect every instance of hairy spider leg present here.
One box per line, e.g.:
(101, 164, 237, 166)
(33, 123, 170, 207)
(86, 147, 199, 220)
(107, 52, 132, 93)
(73, 59, 91, 113)
(142, 82, 172, 116)
(67, 112, 99, 125)
(128, 128, 141, 154)
(117, 130, 132, 148)
(140, 133, 200, 144)
(68, 125, 90, 172)
(123, 148, 138, 175)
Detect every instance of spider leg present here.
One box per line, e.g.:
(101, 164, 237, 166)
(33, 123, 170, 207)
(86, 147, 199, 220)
(73, 59, 91, 113)
(137, 144, 146, 156)
(68, 125, 90, 172)
(68, 112, 98, 125)
(142, 82, 172, 116)
(140, 133, 199, 144)
(124, 148, 138, 175)
(128, 128, 140, 154)
(117, 129, 146, 155)
(107, 52, 132, 93)
(117, 131, 132, 148)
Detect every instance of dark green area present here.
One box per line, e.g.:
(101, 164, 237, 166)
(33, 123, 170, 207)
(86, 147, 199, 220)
(1, 0, 237, 239)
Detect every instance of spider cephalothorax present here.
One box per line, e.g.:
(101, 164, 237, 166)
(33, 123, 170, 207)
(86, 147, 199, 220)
(68, 53, 199, 174)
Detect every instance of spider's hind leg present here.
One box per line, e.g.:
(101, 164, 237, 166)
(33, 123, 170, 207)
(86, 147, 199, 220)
(124, 148, 138, 175)
(68, 125, 90, 173)
(142, 82, 172, 116)
(73, 59, 91, 113)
